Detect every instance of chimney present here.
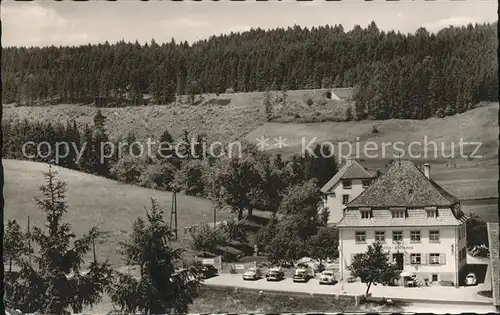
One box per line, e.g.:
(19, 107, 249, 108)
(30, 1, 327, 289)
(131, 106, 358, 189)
(345, 156, 353, 166)
(423, 163, 431, 179)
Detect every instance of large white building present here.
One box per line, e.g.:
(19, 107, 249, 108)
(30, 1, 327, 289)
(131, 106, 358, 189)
(320, 159, 375, 224)
(337, 160, 468, 287)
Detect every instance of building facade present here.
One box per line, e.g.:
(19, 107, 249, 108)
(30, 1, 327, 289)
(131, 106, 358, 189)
(487, 222, 500, 311)
(320, 159, 375, 224)
(337, 160, 467, 287)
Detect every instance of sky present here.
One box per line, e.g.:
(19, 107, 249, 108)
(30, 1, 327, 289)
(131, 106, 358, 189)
(1, 0, 498, 47)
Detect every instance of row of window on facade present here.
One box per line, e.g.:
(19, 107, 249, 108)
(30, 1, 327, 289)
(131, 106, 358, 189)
(409, 253, 446, 265)
(351, 252, 447, 265)
(342, 179, 371, 189)
(355, 230, 442, 243)
(357, 208, 441, 218)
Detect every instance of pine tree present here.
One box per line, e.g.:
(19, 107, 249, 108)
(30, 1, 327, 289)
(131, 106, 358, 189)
(5, 167, 113, 314)
(263, 89, 273, 121)
(4, 219, 31, 273)
(92, 110, 110, 176)
(109, 198, 203, 314)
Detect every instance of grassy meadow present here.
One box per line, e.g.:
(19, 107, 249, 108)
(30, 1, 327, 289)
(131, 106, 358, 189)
(246, 102, 499, 201)
(2, 159, 234, 267)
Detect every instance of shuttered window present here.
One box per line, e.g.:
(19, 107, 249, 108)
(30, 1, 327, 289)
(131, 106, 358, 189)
(392, 231, 403, 242)
(342, 195, 349, 204)
(410, 253, 421, 264)
(375, 231, 386, 242)
(426, 209, 437, 218)
(392, 210, 406, 218)
(410, 231, 421, 243)
(429, 230, 440, 243)
(355, 231, 366, 243)
(342, 180, 352, 189)
(429, 253, 440, 264)
(361, 210, 372, 219)
(439, 253, 446, 265)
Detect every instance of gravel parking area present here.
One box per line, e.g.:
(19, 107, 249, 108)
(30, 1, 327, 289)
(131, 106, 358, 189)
(204, 274, 494, 304)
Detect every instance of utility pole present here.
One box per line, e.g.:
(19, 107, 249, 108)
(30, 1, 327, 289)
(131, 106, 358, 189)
(92, 235, 97, 263)
(27, 216, 31, 267)
(213, 206, 217, 227)
(170, 185, 178, 240)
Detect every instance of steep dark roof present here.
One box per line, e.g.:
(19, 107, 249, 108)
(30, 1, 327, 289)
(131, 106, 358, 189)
(320, 160, 375, 194)
(347, 160, 459, 207)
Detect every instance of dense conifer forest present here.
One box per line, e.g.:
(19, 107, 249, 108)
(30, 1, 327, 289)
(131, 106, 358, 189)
(2, 22, 497, 120)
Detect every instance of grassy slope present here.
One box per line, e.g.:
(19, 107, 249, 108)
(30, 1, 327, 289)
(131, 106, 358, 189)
(2, 102, 264, 143)
(2, 159, 234, 267)
(2, 89, 351, 143)
(2, 88, 354, 142)
(246, 102, 499, 200)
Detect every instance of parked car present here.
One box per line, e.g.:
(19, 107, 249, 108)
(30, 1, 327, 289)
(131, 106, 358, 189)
(465, 273, 477, 286)
(266, 267, 285, 281)
(319, 270, 336, 285)
(201, 264, 218, 279)
(293, 266, 314, 283)
(347, 275, 358, 283)
(243, 267, 262, 281)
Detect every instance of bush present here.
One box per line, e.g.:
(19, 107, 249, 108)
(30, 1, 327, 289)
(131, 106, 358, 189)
(467, 214, 489, 249)
(139, 160, 178, 190)
(190, 223, 228, 256)
(435, 108, 445, 118)
(345, 107, 353, 121)
(306, 98, 314, 106)
(372, 125, 379, 134)
(174, 160, 207, 196)
(110, 155, 147, 184)
(222, 220, 248, 244)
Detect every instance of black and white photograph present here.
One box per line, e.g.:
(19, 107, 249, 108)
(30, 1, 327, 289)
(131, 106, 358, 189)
(1, 0, 499, 314)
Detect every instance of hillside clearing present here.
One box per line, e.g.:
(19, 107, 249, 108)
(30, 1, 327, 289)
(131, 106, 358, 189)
(2, 88, 352, 143)
(2, 159, 234, 267)
(246, 102, 499, 200)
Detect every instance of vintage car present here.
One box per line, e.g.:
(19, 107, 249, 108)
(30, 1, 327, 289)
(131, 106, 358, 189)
(346, 275, 358, 283)
(266, 267, 285, 281)
(201, 264, 218, 279)
(293, 266, 314, 283)
(319, 270, 336, 285)
(465, 273, 477, 286)
(243, 267, 262, 280)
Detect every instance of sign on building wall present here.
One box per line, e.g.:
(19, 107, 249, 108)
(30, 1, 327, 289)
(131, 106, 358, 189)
(382, 245, 415, 251)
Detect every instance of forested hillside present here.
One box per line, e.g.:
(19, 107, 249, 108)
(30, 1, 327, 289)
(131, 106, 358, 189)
(2, 22, 497, 120)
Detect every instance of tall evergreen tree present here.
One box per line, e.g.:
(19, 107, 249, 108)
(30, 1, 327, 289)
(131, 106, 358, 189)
(108, 198, 203, 314)
(4, 167, 113, 314)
